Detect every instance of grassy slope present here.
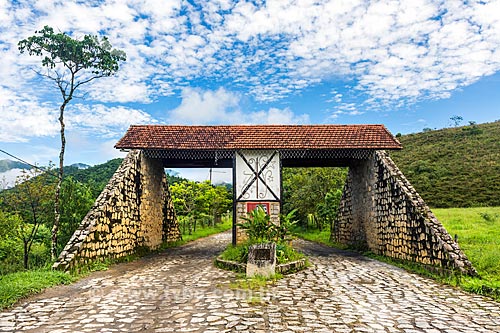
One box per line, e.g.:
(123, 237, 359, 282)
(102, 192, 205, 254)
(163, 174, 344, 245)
(0, 270, 74, 309)
(434, 207, 500, 299)
(390, 121, 500, 208)
(65, 158, 123, 185)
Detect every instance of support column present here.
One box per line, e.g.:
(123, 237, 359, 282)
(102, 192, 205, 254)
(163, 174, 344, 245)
(333, 155, 376, 249)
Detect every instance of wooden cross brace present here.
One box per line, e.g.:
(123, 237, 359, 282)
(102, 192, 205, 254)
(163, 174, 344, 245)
(236, 151, 280, 201)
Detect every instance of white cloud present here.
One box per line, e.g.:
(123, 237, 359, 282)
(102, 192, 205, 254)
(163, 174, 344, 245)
(1, 0, 500, 118)
(69, 104, 156, 137)
(169, 87, 240, 124)
(0, 169, 28, 189)
(249, 108, 310, 125)
(168, 87, 310, 125)
(0, 87, 59, 142)
(0, 82, 156, 143)
(96, 139, 128, 164)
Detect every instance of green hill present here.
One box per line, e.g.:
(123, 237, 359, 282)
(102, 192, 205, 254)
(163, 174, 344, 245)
(390, 121, 500, 208)
(64, 158, 186, 198)
(65, 158, 122, 185)
(63, 158, 123, 197)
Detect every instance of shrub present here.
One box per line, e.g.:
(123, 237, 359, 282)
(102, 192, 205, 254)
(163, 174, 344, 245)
(479, 212, 499, 223)
(276, 243, 304, 264)
(238, 206, 275, 243)
(238, 207, 298, 243)
(219, 242, 304, 265)
(219, 244, 249, 263)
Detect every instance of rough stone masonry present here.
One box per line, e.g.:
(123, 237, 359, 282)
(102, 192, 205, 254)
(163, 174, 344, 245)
(53, 150, 180, 271)
(333, 150, 476, 275)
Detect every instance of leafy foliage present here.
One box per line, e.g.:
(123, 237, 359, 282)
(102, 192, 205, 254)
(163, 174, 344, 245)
(18, 26, 126, 80)
(275, 243, 304, 264)
(390, 121, 500, 207)
(170, 180, 232, 236)
(219, 244, 249, 263)
(58, 177, 95, 252)
(0, 168, 54, 271)
(282, 167, 347, 229)
(0, 211, 24, 274)
(18, 26, 126, 259)
(238, 207, 298, 243)
(238, 207, 275, 243)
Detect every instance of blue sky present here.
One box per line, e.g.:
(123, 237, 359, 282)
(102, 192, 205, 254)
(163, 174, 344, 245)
(1, 0, 500, 183)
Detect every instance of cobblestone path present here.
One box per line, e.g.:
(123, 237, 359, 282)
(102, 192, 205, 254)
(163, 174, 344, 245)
(1, 231, 499, 333)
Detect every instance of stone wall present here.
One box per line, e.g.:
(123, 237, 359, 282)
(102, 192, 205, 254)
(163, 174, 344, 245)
(333, 151, 476, 275)
(53, 150, 180, 271)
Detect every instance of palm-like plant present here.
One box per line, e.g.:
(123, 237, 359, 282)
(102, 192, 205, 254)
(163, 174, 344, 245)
(238, 207, 298, 243)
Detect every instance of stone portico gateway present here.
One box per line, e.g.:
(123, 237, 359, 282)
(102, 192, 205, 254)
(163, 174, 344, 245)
(54, 125, 476, 275)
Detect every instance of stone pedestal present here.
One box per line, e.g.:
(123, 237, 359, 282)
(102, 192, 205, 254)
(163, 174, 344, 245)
(246, 243, 276, 278)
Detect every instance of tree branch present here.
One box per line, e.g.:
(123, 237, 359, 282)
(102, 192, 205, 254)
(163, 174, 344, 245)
(74, 74, 106, 90)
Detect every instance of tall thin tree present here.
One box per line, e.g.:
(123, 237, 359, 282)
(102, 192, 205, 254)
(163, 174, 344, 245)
(18, 26, 126, 259)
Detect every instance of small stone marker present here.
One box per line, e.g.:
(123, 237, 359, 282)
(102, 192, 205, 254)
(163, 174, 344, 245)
(246, 243, 276, 278)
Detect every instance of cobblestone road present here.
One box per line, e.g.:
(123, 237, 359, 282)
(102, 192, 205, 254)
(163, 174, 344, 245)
(1, 231, 499, 333)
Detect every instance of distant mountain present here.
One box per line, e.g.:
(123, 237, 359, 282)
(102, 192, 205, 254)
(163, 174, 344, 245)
(390, 121, 500, 208)
(0, 160, 33, 189)
(0, 159, 31, 173)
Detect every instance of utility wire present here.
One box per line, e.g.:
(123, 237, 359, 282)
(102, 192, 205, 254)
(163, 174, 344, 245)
(0, 148, 59, 179)
(0, 149, 44, 171)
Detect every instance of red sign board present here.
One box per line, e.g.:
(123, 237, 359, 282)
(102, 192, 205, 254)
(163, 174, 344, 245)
(247, 202, 270, 214)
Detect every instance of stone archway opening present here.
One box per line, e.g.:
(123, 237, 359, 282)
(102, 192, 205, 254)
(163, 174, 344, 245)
(165, 167, 233, 240)
(281, 166, 348, 238)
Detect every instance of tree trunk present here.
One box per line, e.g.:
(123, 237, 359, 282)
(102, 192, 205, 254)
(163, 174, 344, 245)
(51, 102, 67, 260)
(23, 241, 29, 269)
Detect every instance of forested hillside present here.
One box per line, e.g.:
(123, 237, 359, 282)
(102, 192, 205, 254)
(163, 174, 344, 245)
(64, 159, 123, 197)
(390, 121, 500, 208)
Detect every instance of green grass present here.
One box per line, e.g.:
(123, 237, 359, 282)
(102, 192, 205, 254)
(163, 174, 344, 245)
(434, 207, 500, 278)
(390, 121, 500, 208)
(0, 269, 75, 309)
(291, 226, 349, 250)
(433, 206, 500, 299)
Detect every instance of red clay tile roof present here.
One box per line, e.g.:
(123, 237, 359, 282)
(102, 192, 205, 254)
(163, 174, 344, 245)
(115, 125, 401, 150)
